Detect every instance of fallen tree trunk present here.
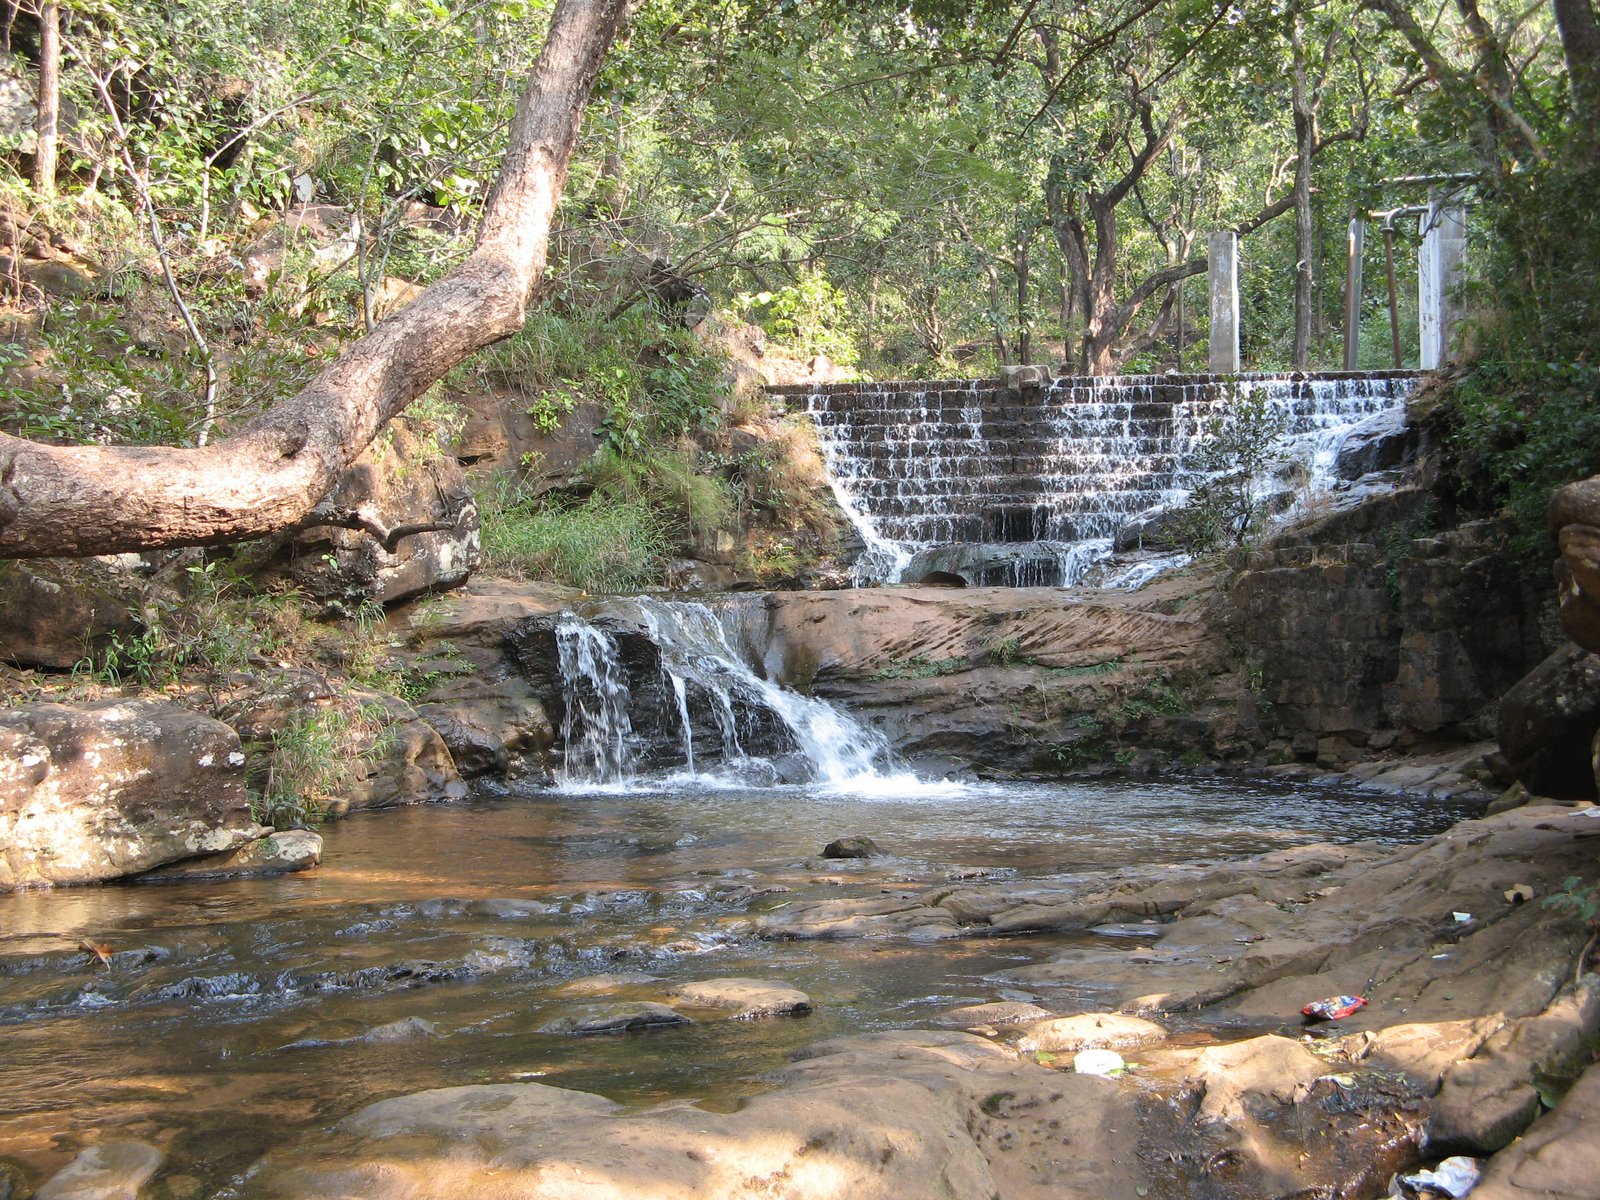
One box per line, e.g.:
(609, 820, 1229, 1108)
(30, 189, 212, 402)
(0, 0, 630, 559)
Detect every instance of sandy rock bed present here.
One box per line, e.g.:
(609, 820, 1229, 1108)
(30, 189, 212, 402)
(226, 804, 1600, 1200)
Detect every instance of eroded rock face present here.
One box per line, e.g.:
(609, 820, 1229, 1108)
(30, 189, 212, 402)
(1232, 513, 1551, 742)
(0, 558, 142, 670)
(755, 579, 1244, 772)
(249, 418, 480, 609)
(1497, 645, 1600, 798)
(0, 700, 259, 890)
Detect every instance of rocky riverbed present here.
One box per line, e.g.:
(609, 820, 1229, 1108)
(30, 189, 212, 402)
(223, 803, 1600, 1200)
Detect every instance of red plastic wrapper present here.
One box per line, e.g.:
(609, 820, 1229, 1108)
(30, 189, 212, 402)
(1300, 994, 1367, 1022)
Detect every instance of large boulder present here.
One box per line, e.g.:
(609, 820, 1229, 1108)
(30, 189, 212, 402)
(0, 699, 261, 889)
(1550, 475, 1600, 653)
(1497, 644, 1600, 798)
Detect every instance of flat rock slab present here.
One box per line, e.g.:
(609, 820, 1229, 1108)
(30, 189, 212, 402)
(537, 1001, 690, 1036)
(235, 1032, 1154, 1200)
(666, 978, 813, 1019)
(1016, 1012, 1168, 1054)
(36, 1142, 163, 1200)
(141, 830, 322, 882)
(934, 1001, 1055, 1029)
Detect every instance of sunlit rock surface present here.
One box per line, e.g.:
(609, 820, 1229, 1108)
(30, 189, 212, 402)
(0, 699, 258, 890)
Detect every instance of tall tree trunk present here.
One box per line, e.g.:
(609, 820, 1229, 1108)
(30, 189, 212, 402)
(1556, 0, 1600, 159)
(1013, 226, 1032, 365)
(1290, 20, 1317, 370)
(0, 0, 630, 558)
(32, 0, 59, 197)
(1082, 195, 1121, 374)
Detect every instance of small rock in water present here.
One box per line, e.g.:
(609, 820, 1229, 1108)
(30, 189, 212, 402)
(935, 1001, 1054, 1030)
(554, 971, 662, 998)
(0, 1161, 31, 1200)
(821, 836, 885, 859)
(538, 1002, 691, 1036)
(35, 1141, 163, 1200)
(666, 978, 813, 1019)
(360, 1017, 438, 1043)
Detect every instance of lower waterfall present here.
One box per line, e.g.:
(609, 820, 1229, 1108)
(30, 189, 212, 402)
(554, 597, 892, 788)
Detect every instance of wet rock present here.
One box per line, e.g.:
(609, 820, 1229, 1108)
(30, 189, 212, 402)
(394, 579, 572, 779)
(0, 1161, 30, 1200)
(1498, 645, 1600, 798)
(537, 1001, 690, 1035)
(0, 700, 259, 890)
(1334, 405, 1419, 479)
(934, 1001, 1054, 1029)
(1114, 503, 1185, 552)
(552, 971, 661, 997)
(361, 1017, 438, 1043)
(821, 836, 884, 859)
(414, 707, 506, 778)
(666, 978, 813, 1019)
(0, 558, 141, 669)
(139, 830, 322, 882)
(1015, 1012, 1167, 1054)
(35, 1142, 163, 1200)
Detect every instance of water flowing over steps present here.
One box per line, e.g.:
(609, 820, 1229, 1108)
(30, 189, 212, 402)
(771, 370, 1419, 586)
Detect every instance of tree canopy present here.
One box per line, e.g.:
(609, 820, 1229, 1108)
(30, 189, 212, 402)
(0, 0, 1594, 555)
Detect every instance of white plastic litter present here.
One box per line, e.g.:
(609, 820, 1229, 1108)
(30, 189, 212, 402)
(1399, 1156, 1481, 1197)
(1072, 1048, 1127, 1077)
(1451, 912, 1473, 923)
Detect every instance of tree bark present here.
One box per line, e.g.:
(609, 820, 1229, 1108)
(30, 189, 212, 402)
(1556, 0, 1600, 159)
(32, 0, 59, 197)
(1289, 19, 1318, 370)
(0, 0, 629, 559)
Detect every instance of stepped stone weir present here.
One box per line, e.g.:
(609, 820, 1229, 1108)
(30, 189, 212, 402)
(771, 370, 1420, 587)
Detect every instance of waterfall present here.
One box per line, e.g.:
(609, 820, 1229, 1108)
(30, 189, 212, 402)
(795, 371, 1416, 588)
(555, 615, 637, 786)
(554, 597, 892, 789)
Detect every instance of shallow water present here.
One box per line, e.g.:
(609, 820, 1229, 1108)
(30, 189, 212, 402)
(0, 774, 1471, 1192)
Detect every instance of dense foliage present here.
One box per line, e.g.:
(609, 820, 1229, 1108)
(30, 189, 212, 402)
(0, 0, 1593, 562)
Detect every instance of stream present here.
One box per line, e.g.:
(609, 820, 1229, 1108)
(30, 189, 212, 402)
(0, 773, 1472, 1193)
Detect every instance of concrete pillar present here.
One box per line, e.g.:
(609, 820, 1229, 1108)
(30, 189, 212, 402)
(1419, 198, 1467, 369)
(1343, 217, 1364, 371)
(1208, 231, 1240, 373)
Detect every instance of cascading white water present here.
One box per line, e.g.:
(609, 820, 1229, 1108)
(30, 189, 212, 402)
(556, 597, 892, 789)
(800, 372, 1416, 587)
(555, 614, 637, 785)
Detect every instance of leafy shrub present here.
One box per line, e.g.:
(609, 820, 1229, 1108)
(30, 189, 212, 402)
(1170, 387, 1292, 553)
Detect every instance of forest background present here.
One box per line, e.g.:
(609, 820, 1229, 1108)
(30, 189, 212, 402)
(0, 0, 1594, 574)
